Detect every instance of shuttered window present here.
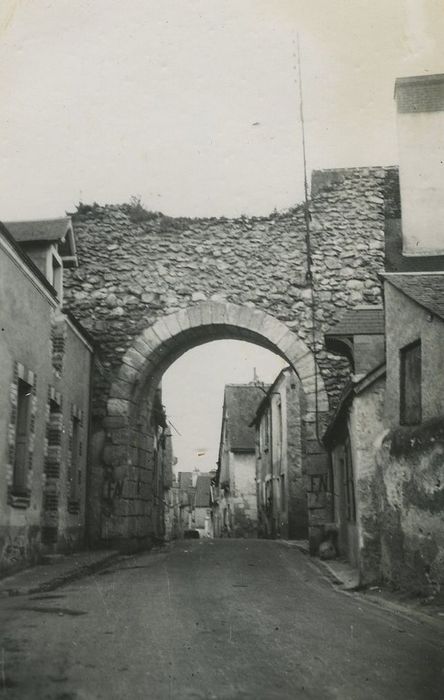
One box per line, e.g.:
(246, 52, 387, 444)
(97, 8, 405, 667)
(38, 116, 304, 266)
(400, 340, 422, 425)
(13, 378, 32, 493)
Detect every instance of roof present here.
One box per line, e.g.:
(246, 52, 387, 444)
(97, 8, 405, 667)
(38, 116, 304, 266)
(382, 273, 444, 322)
(0, 221, 57, 298)
(325, 307, 384, 337)
(5, 218, 73, 243)
(194, 475, 212, 507)
(323, 363, 386, 446)
(223, 385, 265, 451)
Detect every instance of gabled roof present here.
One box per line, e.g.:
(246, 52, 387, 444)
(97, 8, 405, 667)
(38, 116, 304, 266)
(5, 217, 77, 265)
(194, 475, 212, 507)
(5, 217, 73, 243)
(222, 385, 265, 451)
(382, 273, 444, 322)
(325, 306, 384, 337)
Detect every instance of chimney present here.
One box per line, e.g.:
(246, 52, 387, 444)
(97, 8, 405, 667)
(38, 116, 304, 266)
(395, 74, 444, 256)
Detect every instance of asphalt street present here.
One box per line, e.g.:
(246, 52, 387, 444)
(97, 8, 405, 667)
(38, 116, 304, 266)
(0, 539, 443, 700)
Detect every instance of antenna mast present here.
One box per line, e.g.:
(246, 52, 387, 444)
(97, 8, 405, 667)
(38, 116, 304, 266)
(295, 35, 321, 443)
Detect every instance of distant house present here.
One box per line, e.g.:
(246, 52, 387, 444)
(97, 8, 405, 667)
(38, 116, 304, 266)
(194, 474, 212, 537)
(253, 368, 308, 540)
(0, 219, 92, 575)
(214, 385, 264, 538)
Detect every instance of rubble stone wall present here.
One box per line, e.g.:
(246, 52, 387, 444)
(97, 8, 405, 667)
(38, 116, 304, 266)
(65, 166, 394, 418)
(63, 166, 395, 548)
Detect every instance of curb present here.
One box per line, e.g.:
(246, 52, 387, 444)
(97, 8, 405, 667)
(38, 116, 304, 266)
(0, 551, 121, 598)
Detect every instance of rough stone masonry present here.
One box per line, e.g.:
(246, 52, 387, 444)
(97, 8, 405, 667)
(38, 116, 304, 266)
(63, 166, 396, 549)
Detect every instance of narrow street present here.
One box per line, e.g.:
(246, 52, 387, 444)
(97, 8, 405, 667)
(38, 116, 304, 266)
(0, 540, 443, 700)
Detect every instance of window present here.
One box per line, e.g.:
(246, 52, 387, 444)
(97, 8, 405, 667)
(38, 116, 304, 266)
(344, 437, 356, 522)
(46, 398, 63, 479)
(280, 474, 286, 510)
(13, 378, 32, 494)
(69, 416, 81, 505)
(400, 339, 422, 425)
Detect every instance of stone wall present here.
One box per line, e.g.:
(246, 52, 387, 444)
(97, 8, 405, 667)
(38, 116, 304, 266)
(62, 166, 395, 548)
(64, 166, 393, 418)
(375, 419, 444, 594)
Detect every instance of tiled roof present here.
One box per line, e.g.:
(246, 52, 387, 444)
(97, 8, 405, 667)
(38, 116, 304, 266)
(325, 306, 384, 337)
(5, 218, 72, 243)
(224, 385, 265, 451)
(194, 475, 212, 507)
(383, 273, 444, 321)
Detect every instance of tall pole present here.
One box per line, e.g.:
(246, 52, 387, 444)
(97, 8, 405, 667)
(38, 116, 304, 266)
(295, 35, 321, 444)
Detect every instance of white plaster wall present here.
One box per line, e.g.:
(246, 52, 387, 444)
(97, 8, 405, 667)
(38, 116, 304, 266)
(397, 110, 444, 255)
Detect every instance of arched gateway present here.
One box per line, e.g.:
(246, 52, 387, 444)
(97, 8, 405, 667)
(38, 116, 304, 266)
(66, 167, 393, 553)
(94, 302, 330, 552)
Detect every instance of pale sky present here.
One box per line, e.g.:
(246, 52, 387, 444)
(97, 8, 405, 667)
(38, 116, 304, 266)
(0, 1, 443, 220)
(162, 341, 286, 474)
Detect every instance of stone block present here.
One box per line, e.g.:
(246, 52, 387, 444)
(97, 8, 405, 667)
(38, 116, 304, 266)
(151, 318, 172, 343)
(103, 415, 130, 429)
(122, 347, 146, 370)
(162, 312, 185, 339)
(141, 328, 163, 353)
(109, 379, 133, 401)
(103, 444, 129, 467)
(118, 362, 139, 384)
(108, 399, 132, 417)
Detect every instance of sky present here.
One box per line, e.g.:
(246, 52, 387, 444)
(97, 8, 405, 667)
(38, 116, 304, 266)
(0, 0, 443, 220)
(162, 340, 286, 474)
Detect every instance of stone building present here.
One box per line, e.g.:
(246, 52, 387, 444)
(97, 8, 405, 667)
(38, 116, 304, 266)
(0, 219, 93, 575)
(214, 385, 264, 537)
(322, 73, 444, 593)
(253, 368, 308, 540)
(377, 273, 444, 592)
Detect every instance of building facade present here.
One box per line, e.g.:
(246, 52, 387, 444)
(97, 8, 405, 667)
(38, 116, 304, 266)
(214, 385, 264, 538)
(321, 72, 444, 593)
(0, 220, 93, 576)
(253, 368, 308, 540)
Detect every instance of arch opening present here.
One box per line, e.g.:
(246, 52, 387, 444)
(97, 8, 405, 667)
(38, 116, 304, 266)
(93, 302, 331, 553)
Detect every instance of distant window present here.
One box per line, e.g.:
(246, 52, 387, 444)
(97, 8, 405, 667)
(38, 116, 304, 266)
(13, 378, 32, 494)
(400, 340, 422, 425)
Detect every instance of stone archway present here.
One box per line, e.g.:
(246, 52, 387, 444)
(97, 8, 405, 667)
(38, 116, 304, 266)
(94, 302, 330, 552)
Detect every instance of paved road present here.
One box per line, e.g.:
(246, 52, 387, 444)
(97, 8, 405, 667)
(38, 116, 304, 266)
(0, 539, 443, 699)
